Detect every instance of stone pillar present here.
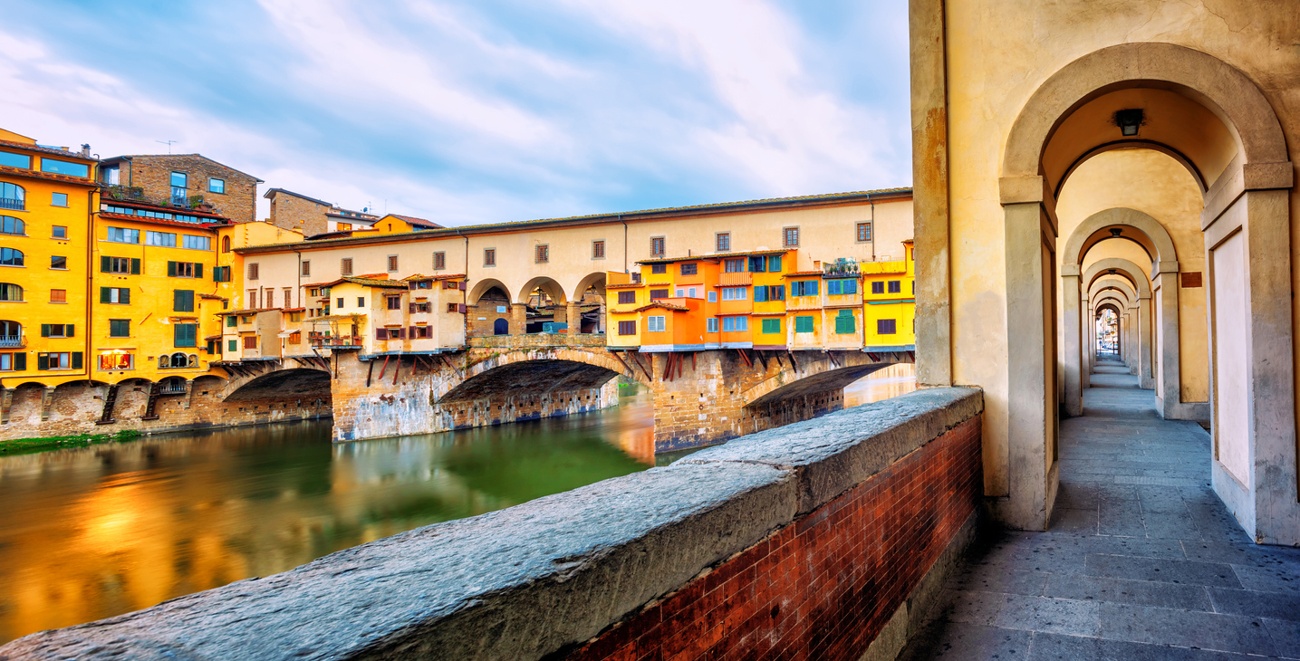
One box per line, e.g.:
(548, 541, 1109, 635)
(0, 387, 10, 424)
(511, 304, 527, 335)
(40, 387, 54, 421)
(1138, 294, 1155, 389)
(1061, 270, 1083, 417)
(565, 302, 580, 334)
(181, 379, 194, 410)
(1154, 269, 1182, 418)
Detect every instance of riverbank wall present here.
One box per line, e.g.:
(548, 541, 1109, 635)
(2, 387, 984, 660)
(0, 377, 332, 442)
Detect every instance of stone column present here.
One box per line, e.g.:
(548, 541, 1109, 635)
(0, 387, 10, 424)
(181, 379, 194, 410)
(565, 302, 580, 334)
(1061, 270, 1083, 417)
(510, 303, 527, 335)
(1138, 294, 1155, 389)
(1154, 269, 1182, 418)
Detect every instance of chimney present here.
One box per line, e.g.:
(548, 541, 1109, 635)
(80, 144, 91, 157)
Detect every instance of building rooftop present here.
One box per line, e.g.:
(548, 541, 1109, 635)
(101, 154, 264, 183)
(237, 187, 913, 255)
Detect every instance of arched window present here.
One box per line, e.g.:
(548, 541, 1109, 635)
(158, 355, 170, 368)
(222, 236, 231, 253)
(0, 283, 21, 301)
(169, 352, 188, 368)
(0, 216, 23, 236)
(0, 320, 20, 346)
(0, 183, 24, 211)
(188, 354, 198, 367)
(0, 248, 24, 267)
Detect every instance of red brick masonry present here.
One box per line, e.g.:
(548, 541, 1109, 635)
(571, 416, 983, 660)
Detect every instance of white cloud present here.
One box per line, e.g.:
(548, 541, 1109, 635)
(558, 0, 901, 193)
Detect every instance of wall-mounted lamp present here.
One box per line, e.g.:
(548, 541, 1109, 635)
(1109, 227, 1123, 238)
(1107, 268, 1117, 275)
(1114, 108, 1144, 137)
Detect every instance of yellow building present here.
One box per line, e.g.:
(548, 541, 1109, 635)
(90, 198, 228, 388)
(861, 240, 915, 351)
(0, 130, 99, 388)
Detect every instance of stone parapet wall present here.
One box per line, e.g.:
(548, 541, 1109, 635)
(1, 387, 983, 660)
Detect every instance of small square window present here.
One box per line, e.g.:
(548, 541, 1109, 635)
(592, 240, 605, 260)
(783, 227, 799, 248)
(51, 192, 68, 207)
(484, 248, 496, 267)
(50, 255, 67, 270)
(387, 255, 398, 272)
(651, 263, 667, 274)
(52, 226, 67, 239)
(209, 178, 225, 194)
(433, 251, 446, 270)
(856, 222, 872, 243)
(716, 232, 730, 252)
(357, 297, 365, 308)
(535, 244, 549, 263)
(650, 236, 665, 258)
(341, 257, 353, 275)
(50, 289, 66, 303)
(301, 260, 311, 276)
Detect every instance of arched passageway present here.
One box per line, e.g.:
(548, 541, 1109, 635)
(999, 42, 1297, 543)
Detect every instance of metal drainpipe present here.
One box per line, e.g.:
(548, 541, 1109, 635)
(84, 187, 95, 380)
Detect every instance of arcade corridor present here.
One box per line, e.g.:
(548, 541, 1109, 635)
(901, 358, 1300, 659)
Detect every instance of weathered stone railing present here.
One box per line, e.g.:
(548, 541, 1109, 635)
(2, 387, 983, 660)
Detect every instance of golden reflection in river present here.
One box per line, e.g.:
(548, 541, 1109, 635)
(843, 363, 917, 408)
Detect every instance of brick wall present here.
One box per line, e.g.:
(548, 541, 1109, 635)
(571, 415, 983, 660)
(268, 192, 331, 236)
(118, 155, 259, 223)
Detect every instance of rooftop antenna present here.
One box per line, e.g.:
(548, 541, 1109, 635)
(155, 139, 177, 154)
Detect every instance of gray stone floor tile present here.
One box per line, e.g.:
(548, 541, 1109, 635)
(949, 563, 1050, 597)
(897, 622, 1031, 661)
(1085, 553, 1241, 587)
(1043, 574, 1213, 610)
(1049, 507, 1098, 535)
(1232, 564, 1300, 594)
(1098, 503, 1146, 537)
(1098, 603, 1276, 656)
(1209, 587, 1300, 621)
(1141, 511, 1203, 541)
(1028, 632, 1256, 660)
(1184, 540, 1300, 569)
(946, 590, 1100, 637)
(1264, 617, 1300, 659)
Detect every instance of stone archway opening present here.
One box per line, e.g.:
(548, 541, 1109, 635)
(467, 279, 513, 337)
(517, 277, 568, 334)
(999, 42, 1296, 542)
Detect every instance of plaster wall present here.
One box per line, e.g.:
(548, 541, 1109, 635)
(931, 0, 1300, 503)
(1212, 229, 1250, 486)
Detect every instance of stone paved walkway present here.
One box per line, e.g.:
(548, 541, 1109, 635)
(899, 358, 1300, 660)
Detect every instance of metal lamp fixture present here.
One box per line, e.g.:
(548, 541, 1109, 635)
(1115, 108, 1144, 137)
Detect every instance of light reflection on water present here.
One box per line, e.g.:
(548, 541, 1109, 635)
(0, 369, 910, 642)
(844, 363, 917, 408)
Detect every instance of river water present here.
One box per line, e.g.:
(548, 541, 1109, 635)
(0, 365, 914, 642)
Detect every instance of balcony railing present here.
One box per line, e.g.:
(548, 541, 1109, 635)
(309, 333, 362, 347)
(0, 335, 25, 348)
(0, 197, 24, 211)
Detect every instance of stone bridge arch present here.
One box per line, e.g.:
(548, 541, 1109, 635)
(741, 351, 913, 409)
(434, 346, 649, 404)
(219, 360, 331, 402)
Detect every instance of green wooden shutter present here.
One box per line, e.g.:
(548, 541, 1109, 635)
(36, 353, 48, 370)
(40, 324, 50, 337)
(195, 263, 203, 278)
(121, 288, 130, 304)
(167, 261, 177, 277)
(71, 352, 82, 370)
(65, 324, 75, 337)
(13, 353, 24, 371)
(100, 255, 110, 272)
(131, 258, 141, 274)
(100, 287, 110, 303)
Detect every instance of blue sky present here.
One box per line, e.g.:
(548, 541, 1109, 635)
(0, 1, 910, 225)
